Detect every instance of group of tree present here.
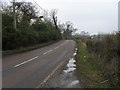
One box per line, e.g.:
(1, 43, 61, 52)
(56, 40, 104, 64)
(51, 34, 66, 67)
(59, 21, 77, 39)
(2, 2, 77, 50)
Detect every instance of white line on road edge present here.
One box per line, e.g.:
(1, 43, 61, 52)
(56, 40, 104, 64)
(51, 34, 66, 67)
(13, 56, 39, 68)
(36, 61, 64, 88)
(43, 50, 53, 55)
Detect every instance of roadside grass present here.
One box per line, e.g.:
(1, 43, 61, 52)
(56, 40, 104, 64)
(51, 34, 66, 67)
(2, 41, 57, 57)
(75, 40, 108, 88)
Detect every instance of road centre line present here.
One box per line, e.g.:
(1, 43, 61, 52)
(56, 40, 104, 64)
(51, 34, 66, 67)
(54, 46, 59, 50)
(13, 42, 68, 68)
(13, 56, 38, 68)
(43, 50, 53, 55)
(61, 44, 63, 46)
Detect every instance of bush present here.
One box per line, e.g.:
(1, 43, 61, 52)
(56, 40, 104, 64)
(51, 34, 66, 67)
(86, 32, 119, 88)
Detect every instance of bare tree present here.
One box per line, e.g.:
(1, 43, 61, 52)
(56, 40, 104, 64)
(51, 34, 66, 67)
(63, 21, 77, 39)
(15, 2, 38, 23)
(50, 9, 58, 29)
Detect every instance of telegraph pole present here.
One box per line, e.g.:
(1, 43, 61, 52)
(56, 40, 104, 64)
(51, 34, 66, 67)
(118, 1, 120, 31)
(13, 0, 16, 30)
(118, 1, 120, 87)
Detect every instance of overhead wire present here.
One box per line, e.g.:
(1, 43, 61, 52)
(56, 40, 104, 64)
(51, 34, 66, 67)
(32, 0, 47, 13)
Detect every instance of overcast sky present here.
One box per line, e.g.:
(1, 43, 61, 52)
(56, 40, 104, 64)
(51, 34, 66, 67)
(2, 0, 120, 34)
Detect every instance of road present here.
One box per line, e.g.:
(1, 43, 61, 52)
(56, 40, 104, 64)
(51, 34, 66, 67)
(3, 40, 76, 88)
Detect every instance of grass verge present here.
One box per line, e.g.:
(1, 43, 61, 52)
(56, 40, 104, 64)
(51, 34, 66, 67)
(75, 40, 108, 88)
(2, 41, 58, 57)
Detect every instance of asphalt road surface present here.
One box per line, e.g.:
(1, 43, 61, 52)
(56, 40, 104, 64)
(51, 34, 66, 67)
(3, 40, 76, 88)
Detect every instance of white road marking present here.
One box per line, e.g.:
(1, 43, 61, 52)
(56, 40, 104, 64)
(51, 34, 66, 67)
(14, 56, 38, 68)
(43, 50, 53, 55)
(54, 46, 59, 50)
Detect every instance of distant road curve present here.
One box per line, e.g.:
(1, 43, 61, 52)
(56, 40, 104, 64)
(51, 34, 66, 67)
(3, 40, 76, 88)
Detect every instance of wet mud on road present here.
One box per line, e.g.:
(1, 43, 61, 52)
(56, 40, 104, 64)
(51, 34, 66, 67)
(43, 48, 82, 88)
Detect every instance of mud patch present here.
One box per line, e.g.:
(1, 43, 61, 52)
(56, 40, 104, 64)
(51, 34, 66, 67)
(44, 48, 80, 88)
(45, 69, 80, 88)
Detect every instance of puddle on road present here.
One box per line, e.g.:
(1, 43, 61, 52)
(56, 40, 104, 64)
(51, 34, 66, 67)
(44, 48, 80, 88)
(63, 58, 76, 73)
